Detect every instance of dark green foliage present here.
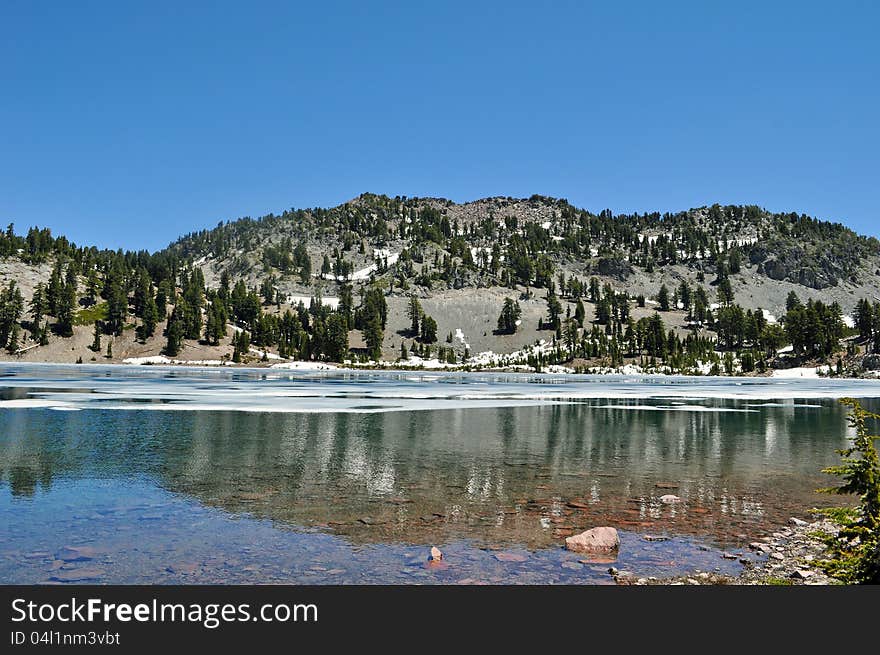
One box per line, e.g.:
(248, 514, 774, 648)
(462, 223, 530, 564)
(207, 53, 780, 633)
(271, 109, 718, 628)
(231, 329, 250, 363)
(6, 323, 19, 354)
(357, 287, 387, 331)
(0, 281, 24, 348)
(497, 297, 521, 334)
(657, 285, 670, 311)
(363, 315, 383, 361)
(420, 315, 438, 344)
(818, 399, 880, 583)
(54, 265, 78, 337)
(29, 284, 45, 337)
(574, 299, 585, 327)
(407, 295, 422, 336)
(90, 322, 102, 352)
(140, 293, 159, 340)
(204, 300, 227, 345)
(164, 307, 184, 356)
(784, 299, 844, 359)
(717, 277, 734, 305)
(338, 284, 353, 329)
(546, 294, 562, 331)
(325, 313, 349, 362)
(103, 265, 128, 336)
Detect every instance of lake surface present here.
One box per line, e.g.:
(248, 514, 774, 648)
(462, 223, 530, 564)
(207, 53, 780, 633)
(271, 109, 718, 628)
(2, 363, 879, 584)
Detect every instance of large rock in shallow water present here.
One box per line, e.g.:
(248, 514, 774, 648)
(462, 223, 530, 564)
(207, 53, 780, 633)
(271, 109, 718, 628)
(565, 527, 620, 554)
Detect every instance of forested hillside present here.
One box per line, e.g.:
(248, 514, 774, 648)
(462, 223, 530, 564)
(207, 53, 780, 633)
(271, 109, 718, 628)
(1, 194, 880, 375)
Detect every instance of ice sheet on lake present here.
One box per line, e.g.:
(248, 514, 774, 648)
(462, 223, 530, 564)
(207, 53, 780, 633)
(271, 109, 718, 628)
(0, 363, 879, 414)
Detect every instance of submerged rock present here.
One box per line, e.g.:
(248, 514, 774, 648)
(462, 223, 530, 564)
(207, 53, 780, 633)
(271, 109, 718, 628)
(56, 546, 98, 562)
(494, 552, 528, 563)
(565, 527, 620, 554)
(643, 535, 670, 542)
(50, 568, 105, 582)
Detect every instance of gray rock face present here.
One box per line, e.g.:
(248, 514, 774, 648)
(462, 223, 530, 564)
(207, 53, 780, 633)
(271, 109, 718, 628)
(764, 259, 788, 281)
(596, 257, 633, 282)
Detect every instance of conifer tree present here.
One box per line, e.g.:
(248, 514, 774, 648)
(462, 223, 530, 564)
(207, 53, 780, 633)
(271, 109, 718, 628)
(420, 315, 438, 344)
(407, 295, 423, 336)
(497, 298, 521, 334)
(164, 308, 184, 356)
(7, 323, 19, 353)
(91, 322, 102, 352)
(29, 284, 45, 338)
(658, 285, 670, 311)
(363, 315, 383, 361)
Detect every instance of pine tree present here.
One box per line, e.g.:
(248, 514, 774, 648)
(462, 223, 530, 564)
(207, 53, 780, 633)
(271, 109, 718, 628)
(164, 308, 184, 356)
(85, 267, 100, 306)
(7, 323, 19, 354)
(47, 262, 63, 316)
(0, 281, 24, 348)
(326, 313, 349, 362)
(53, 267, 78, 338)
(546, 294, 562, 330)
(497, 298, 521, 334)
(658, 285, 670, 311)
(575, 299, 585, 327)
(155, 281, 169, 319)
(420, 315, 438, 344)
(363, 315, 383, 361)
(819, 399, 880, 583)
(407, 295, 423, 336)
(91, 322, 102, 352)
(29, 283, 46, 338)
(141, 293, 158, 340)
(105, 267, 128, 336)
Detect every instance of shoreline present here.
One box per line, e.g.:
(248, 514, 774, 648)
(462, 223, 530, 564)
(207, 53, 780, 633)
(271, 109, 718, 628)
(620, 515, 842, 585)
(2, 358, 880, 384)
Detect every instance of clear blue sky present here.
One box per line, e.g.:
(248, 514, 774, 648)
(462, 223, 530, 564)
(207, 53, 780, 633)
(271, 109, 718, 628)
(1, 1, 877, 251)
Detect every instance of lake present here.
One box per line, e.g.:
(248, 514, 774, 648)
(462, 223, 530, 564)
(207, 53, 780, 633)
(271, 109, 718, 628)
(2, 363, 878, 584)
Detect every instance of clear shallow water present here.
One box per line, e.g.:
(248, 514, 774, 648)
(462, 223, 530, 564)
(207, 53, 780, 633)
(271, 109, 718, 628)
(1, 363, 878, 584)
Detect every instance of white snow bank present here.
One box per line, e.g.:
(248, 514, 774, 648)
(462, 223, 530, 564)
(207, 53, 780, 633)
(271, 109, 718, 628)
(286, 295, 340, 309)
(249, 348, 282, 361)
(317, 250, 400, 282)
(122, 356, 229, 366)
(269, 361, 338, 371)
(771, 366, 831, 379)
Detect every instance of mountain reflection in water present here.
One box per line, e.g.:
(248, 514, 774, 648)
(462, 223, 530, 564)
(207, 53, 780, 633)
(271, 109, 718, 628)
(0, 396, 865, 549)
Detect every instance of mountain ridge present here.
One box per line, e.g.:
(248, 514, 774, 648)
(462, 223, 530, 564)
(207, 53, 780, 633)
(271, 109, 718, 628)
(1, 193, 879, 374)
